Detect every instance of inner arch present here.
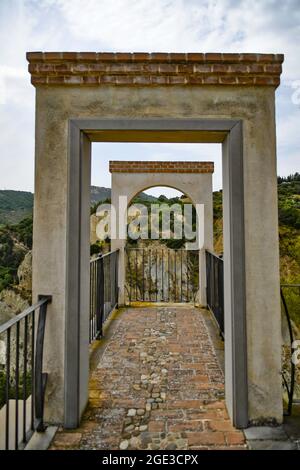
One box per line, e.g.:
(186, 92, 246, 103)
(128, 184, 196, 207)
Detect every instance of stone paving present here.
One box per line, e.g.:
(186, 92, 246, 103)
(50, 306, 246, 450)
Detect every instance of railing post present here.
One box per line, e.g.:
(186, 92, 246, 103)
(115, 250, 119, 308)
(219, 257, 224, 334)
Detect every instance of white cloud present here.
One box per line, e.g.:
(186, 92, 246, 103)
(0, 65, 29, 105)
(51, 0, 300, 80)
(0, 0, 299, 191)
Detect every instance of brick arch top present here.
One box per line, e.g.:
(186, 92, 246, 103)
(27, 52, 283, 87)
(127, 185, 195, 207)
(109, 160, 215, 210)
(110, 160, 214, 308)
(109, 161, 214, 173)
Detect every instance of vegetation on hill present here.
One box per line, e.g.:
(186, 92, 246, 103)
(212, 174, 300, 327)
(0, 217, 32, 291)
(90, 191, 158, 215)
(0, 177, 299, 324)
(126, 193, 197, 250)
(277, 175, 300, 327)
(90, 186, 111, 205)
(277, 174, 300, 229)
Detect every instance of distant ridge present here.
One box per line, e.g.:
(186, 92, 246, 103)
(0, 190, 33, 225)
(0, 187, 158, 225)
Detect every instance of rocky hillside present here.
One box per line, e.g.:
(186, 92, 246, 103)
(90, 186, 112, 205)
(213, 174, 300, 327)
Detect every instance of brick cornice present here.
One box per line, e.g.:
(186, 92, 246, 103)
(27, 52, 284, 87)
(109, 161, 214, 174)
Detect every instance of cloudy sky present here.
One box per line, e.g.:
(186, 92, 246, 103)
(0, 0, 299, 197)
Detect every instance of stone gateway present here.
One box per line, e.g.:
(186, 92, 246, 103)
(27, 51, 283, 429)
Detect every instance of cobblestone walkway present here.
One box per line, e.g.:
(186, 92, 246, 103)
(50, 306, 246, 450)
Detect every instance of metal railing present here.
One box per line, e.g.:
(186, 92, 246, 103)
(125, 248, 199, 303)
(89, 250, 119, 343)
(281, 284, 300, 416)
(206, 250, 224, 337)
(0, 295, 51, 450)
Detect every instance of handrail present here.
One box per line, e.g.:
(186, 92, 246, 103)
(0, 295, 52, 449)
(91, 248, 119, 262)
(0, 297, 50, 335)
(125, 247, 199, 303)
(205, 248, 223, 260)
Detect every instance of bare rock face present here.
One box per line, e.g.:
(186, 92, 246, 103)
(0, 338, 6, 367)
(0, 289, 29, 316)
(0, 300, 15, 326)
(90, 214, 99, 245)
(0, 252, 32, 327)
(17, 251, 32, 292)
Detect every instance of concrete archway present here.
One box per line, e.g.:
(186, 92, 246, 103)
(110, 161, 214, 305)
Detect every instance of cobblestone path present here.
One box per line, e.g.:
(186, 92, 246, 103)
(50, 306, 246, 450)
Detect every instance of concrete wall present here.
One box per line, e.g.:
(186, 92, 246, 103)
(32, 85, 282, 424)
(110, 172, 213, 305)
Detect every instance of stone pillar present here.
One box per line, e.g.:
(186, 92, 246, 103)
(32, 89, 69, 424)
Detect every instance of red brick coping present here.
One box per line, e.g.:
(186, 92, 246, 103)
(109, 161, 214, 174)
(27, 52, 283, 87)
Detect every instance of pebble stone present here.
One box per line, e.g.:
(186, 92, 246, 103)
(139, 425, 148, 432)
(120, 440, 129, 450)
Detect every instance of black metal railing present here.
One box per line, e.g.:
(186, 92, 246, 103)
(281, 284, 300, 416)
(125, 248, 199, 303)
(206, 250, 224, 337)
(0, 295, 51, 450)
(89, 250, 119, 343)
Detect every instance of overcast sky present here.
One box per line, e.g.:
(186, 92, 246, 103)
(0, 0, 299, 197)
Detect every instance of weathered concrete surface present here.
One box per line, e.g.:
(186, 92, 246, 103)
(49, 306, 246, 450)
(32, 85, 282, 424)
(111, 171, 213, 306)
(25, 427, 58, 451)
(244, 426, 297, 450)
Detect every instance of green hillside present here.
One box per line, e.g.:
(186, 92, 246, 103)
(0, 187, 158, 226)
(0, 176, 299, 324)
(0, 190, 33, 225)
(213, 173, 300, 326)
(0, 217, 32, 291)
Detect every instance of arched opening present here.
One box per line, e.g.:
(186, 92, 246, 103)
(124, 186, 200, 304)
